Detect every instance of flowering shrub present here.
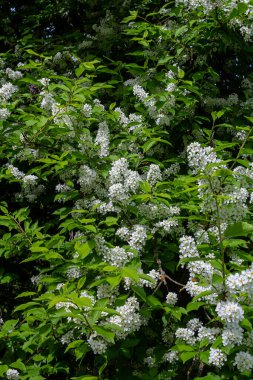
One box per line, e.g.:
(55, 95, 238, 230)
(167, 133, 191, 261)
(0, 1, 253, 379)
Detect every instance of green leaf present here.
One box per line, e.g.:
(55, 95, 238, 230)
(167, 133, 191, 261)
(240, 318, 252, 331)
(93, 326, 115, 343)
(0, 365, 8, 376)
(10, 359, 26, 372)
(199, 350, 210, 364)
(131, 285, 147, 301)
(174, 344, 194, 352)
(122, 11, 138, 23)
(146, 295, 162, 308)
(180, 351, 196, 363)
(75, 240, 95, 259)
(194, 375, 221, 380)
(175, 25, 188, 37)
(75, 64, 85, 77)
(71, 377, 98, 380)
(89, 298, 109, 325)
(121, 267, 139, 282)
(16, 292, 37, 298)
(65, 340, 85, 353)
(186, 301, 205, 312)
(224, 222, 253, 237)
(178, 69, 185, 79)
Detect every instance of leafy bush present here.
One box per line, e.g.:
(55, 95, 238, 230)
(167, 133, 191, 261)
(1, 1, 253, 379)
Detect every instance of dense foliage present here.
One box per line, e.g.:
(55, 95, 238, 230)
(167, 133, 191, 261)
(1, 1, 253, 379)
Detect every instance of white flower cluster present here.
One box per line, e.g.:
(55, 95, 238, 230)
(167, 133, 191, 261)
(128, 225, 147, 251)
(226, 263, 253, 299)
(66, 267, 81, 279)
(139, 269, 160, 288)
(144, 348, 156, 367)
(94, 121, 110, 157)
(165, 292, 178, 305)
(187, 142, 220, 174)
(180, 235, 220, 303)
(52, 104, 73, 127)
(6, 369, 20, 380)
(132, 84, 157, 118)
(165, 83, 176, 92)
(0, 107, 10, 120)
(208, 348, 227, 368)
(176, 0, 253, 41)
(87, 332, 108, 354)
(82, 103, 92, 117)
(38, 78, 50, 87)
(133, 84, 149, 101)
(80, 290, 96, 311)
(107, 158, 142, 205)
(179, 235, 199, 261)
(221, 326, 243, 346)
(198, 326, 220, 343)
(6, 68, 23, 80)
(96, 283, 119, 302)
(55, 183, 71, 193)
(138, 203, 180, 221)
(187, 143, 251, 222)
(175, 318, 220, 347)
(146, 164, 162, 187)
(216, 300, 244, 325)
(164, 163, 180, 177)
(78, 165, 98, 193)
(234, 351, 253, 373)
(7, 164, 38, 186)
(0, 82, 18, 101)
(22, 174, 38, 186)
(95, 236, 134, 267)
(55, 301, 77, 312)
(104, 246, 134, 267)
(175, 327, 196, 345)
(152, 219, 178, 234)
(163, 350, 179, 363)
(115, 107, 143, 132)
(108, 183, 129, 203)
(41, 93, 56, 111)
(60, 330, 74, 344)
(106, 296, 142, 339)
(117, 224, 148, 252)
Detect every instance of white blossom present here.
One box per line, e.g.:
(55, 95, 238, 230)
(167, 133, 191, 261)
(66, 267, 81, 279)
(6, 369, 19, 380)
(216, 301, 244, 325)
(0, 82, 18, 101)
(0, 108, 10, 120)
(106, 296, 142, 339)
(95, 121, 110, 157)
(234, 351, 253, 373)
(38, 78, 50, 87)
(82, 103, 92, 117)
(87, 332, 108, 354)
(6, 68, 23, 80)
(166, 292, 178, 305)
(222, 326, 244, 346)
(208, 348, 227, 368)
